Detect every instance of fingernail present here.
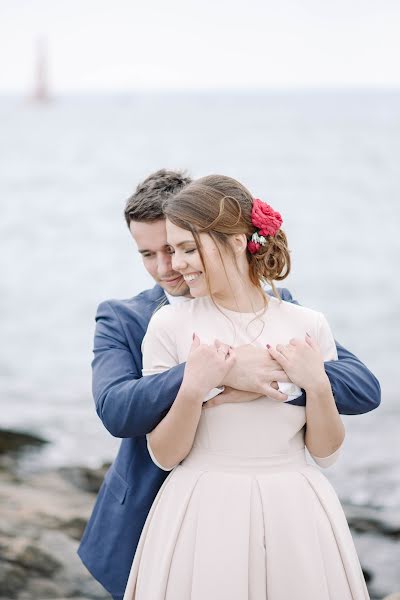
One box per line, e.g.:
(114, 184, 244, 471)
(266, 344, 271, 349)
(192, 332, 195, 340)
(306, 332, 310, 337)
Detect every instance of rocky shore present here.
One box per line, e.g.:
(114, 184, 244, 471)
(0, 428, 399, 600)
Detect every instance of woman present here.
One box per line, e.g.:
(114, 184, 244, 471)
(123, 175, 369, 599)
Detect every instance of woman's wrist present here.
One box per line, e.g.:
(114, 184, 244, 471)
(304, 372, 332, 397)
(179, 379, 207, 404)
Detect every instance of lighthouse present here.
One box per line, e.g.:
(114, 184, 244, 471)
(33, 37, 50, 102)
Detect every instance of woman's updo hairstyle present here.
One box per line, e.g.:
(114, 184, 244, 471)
(163, 174, 290, 296)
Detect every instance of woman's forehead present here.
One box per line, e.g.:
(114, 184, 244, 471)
(166, 220, 194, 243)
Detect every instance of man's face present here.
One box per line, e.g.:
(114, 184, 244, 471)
(129, 219, 191, 297)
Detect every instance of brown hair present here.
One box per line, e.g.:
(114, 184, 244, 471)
(124, 169, 192, 226)
(163, 174, 291, 300)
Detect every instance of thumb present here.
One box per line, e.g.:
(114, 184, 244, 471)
(214, 338, 223, 350)
(191, 332, 201, 350)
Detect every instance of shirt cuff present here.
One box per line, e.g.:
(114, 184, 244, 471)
(203, 386, 225, 403)
(278, 382, 302, 401)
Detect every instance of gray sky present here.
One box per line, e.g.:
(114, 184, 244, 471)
(1, 0, 399, 92)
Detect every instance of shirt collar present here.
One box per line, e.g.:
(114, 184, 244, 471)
(165, 291, 192, 306)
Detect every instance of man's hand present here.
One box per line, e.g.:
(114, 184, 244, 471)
(202, 386, 260, 409)
(218, 342, 290, 402)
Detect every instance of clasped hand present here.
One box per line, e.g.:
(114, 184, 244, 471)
(183, 332, 326, 408)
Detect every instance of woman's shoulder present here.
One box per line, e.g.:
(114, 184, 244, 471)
(148, 297, 208, 326)
(269, 295, 324, 323)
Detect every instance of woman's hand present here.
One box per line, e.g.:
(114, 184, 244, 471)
(182, 334, 236, 402)
(267, 334, 328, 392)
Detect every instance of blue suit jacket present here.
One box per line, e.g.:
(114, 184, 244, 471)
(78, 285, 380, 598)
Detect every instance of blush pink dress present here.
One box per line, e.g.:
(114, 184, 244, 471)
(123, 296, 370, 600)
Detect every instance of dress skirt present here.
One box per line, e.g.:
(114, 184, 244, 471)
(123, 448, 369, 600)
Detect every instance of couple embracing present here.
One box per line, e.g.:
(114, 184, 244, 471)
(78, 170, 380, 599)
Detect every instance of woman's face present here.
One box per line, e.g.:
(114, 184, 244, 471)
(166, 219, 238, 299)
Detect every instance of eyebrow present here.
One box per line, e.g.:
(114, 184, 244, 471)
(171, 240, 196, 248)
(138, 244, 170, 254)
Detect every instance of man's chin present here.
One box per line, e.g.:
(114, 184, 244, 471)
(160, 278, 191, 298)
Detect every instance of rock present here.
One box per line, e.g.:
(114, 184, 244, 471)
(0, 463, 111, 599)
(0, 429, 48, 456)
(0, 563, 27, 598)
(16, 543, 62, 575)
(58, 462, 110, 494)
(351, 529, 400, 599)
(344, 503, 400, 538)
(58, 516, 88, 541)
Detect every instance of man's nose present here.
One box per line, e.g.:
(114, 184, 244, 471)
(157, 253, 174, 277)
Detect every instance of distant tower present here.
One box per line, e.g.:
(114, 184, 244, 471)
(33, 37, 50, 102)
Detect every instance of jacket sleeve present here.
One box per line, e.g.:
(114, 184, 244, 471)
(92, 301, 185, 438)
(278, 288, 381, 415)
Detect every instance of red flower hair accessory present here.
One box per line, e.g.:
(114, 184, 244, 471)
(247, 198, 283, 254)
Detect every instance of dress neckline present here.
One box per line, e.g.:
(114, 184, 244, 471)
(212, 295, 278, 317)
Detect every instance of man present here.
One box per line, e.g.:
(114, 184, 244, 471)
(78, 169, 380, 600)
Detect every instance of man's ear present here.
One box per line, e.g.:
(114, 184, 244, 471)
(231, 233, 248, 256)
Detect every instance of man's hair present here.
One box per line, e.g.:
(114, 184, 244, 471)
(124, 169, 192, 226)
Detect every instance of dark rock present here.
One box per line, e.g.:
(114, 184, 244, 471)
(344, 504, 400, 538)
(0, 562, 27, 598)
(16, 543, 62, 575)
(58, 462, 111, 494)
(59, 516, 88, 541)
(0, 429, 48, 456)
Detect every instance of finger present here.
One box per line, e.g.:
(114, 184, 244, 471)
(215, 340, 230, 357)
(289, 338, 299, 346)
(225, 347, 236, 365)
(267, 345, 289, 369)
(263, 383, 288, 402)
(276, 343, 293, 358)
(270, 370, 291, 383)
(305, 333, 319, 351)
(191, 333, 201, 349)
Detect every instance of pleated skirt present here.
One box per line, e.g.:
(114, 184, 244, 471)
(123, 449, 369, 600)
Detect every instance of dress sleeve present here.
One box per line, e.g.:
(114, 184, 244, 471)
(141, 307, 180, 471)
(309, 312, 343, 469)
(141, 306, 179, 375)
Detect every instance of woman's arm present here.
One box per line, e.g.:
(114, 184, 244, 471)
(147, 380, 204, 471)
(303, 357, 345, 461)
(143, 322, 235, 471)
(267, 313, 345, 467)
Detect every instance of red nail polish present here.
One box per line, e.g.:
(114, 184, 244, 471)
(266, 344, 271, 349)
(192, 332, 195, 340)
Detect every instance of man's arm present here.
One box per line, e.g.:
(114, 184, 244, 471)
(277, 288, 381, 415)
(92, 301, 184, 438)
